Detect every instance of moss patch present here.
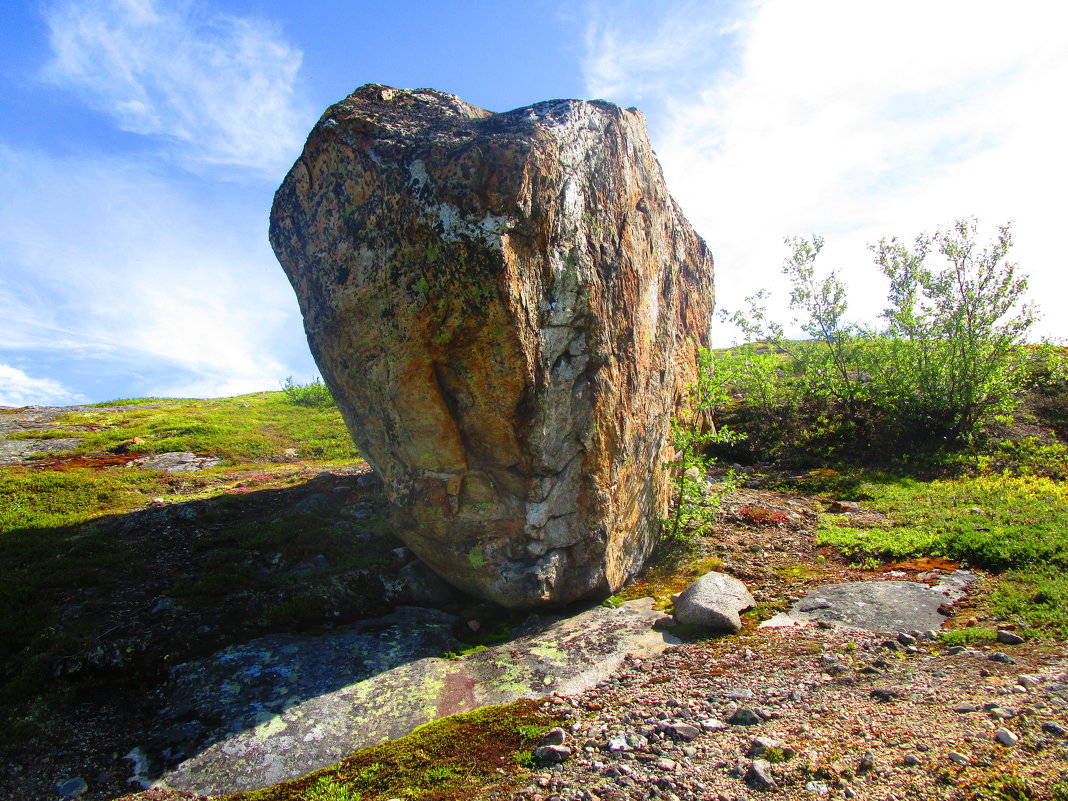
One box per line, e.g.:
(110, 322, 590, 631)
(224, 699, 561, 801)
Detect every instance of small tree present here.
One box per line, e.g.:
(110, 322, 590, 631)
(730, 236, 866, 419)
(870, 218, 1037, 441)
(666, 348, 742, 539)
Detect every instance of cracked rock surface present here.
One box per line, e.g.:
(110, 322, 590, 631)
(270, 84, 715, 607)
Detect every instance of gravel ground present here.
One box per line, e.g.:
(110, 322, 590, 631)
(521, 627, 1068, 800)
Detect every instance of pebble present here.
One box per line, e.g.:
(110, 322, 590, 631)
(997, 630, 1025, 646)
(897, 632, 917, 646)
(805, 780, 830, 796)
(56, 778, 88, 798)
(989, 652, 1017, 665)
(541, 728, 568, 746)
(746, 736, 782, 758)
(948, 751, 969, 765)
(994, 728, 1019, 747)
(728, 708, 764, 726)
(1042, 721, 1068, 737)
(661, 722, 700, 741)
(699, 718, 728, 732)
(903, 753, 922, 766)
(952, 703, 980, 713)
(535, 745, 573, 763)
(746, 759, 777, 790)
(1018, 674, 1041, 689)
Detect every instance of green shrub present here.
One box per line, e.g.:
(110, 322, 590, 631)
(282, 376, 336, 409)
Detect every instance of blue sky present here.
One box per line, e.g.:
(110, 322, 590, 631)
(1, 0, 1066, 405)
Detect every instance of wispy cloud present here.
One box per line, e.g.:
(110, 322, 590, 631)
(0, 363, 85, 407)
(0, 144, 312, 401)
(580, 1, 1068, 341)
(582, 0, 752, 101)
(42, 0, 306, 175)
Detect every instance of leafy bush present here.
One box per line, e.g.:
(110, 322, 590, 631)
(282, 375, 336, 409)
(723, 219, 1057, 459)
(870, 218, 1036, 441)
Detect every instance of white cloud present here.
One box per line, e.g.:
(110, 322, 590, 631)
(0, 144, 311, 401)
(582, 0, 751, 101)
(0, 363, 85, 407)
(581, 0, 1068, 343)
(42, 0, 307, 175)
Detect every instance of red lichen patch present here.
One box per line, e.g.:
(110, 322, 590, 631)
(737, 504, 790, 527)
(27, 452, 145, 471)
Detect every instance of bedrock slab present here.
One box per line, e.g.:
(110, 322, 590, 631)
(158, 598, 673, 795)
(762, 571, 978, 633)
(270, 84, 715, 607)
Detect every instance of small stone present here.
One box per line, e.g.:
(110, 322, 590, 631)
(989, 706, 1017, 720)
(828, 500, 860, 513)
(699, 718, 728, 732)
(948, 751, 969, 765)
(994, 728, 1019, 747)
(1041, 721, 1068, 737)
(535, 745, 572, 763)
(805, 781, 830, 796)
(57, 778, 88, 798)
(946, 645, 966, 655)
(989, 652, 1017, 665)
(897, 632, 917, 646)
(1018, 674, 1041, 688)
(870, 688, 901, 702)
(661, 722, 700, 741)
(728, 708, 764, 726)
(746, 759, 777, 790)
(655, 757, 677, 771)
(953, 703, 980, 713)
(746, 736, 782, 758)
(540, 728, 568, 746)
(997, 630, 1025, 645)
(859, 750, 876, 771)
(843, 788, 857, 799)
(904, 754, 922, 766)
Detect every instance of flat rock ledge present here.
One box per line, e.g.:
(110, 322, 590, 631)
(157, 598, 674, 795)
(762, 571, 977, 633)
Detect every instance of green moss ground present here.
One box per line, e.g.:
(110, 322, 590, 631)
(224, 699, 560, 801)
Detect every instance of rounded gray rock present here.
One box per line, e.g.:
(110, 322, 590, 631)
(672, 571, 755, 632)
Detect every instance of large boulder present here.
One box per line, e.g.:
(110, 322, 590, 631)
(270, 84, 715, 607)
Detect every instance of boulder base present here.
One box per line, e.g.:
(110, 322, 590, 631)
(270, 85, 715, 607)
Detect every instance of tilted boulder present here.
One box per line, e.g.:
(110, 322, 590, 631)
(270, 84, 714, 607)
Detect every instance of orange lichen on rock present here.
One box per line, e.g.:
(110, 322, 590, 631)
(270, 85, 715, 607)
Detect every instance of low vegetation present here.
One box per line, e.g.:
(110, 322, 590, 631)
(668, 218, 1068, 638)
(1, 390, 358, 534)
(224, 699, 560, 801)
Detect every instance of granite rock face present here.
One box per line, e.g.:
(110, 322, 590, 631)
(270, 84, 715, 607)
